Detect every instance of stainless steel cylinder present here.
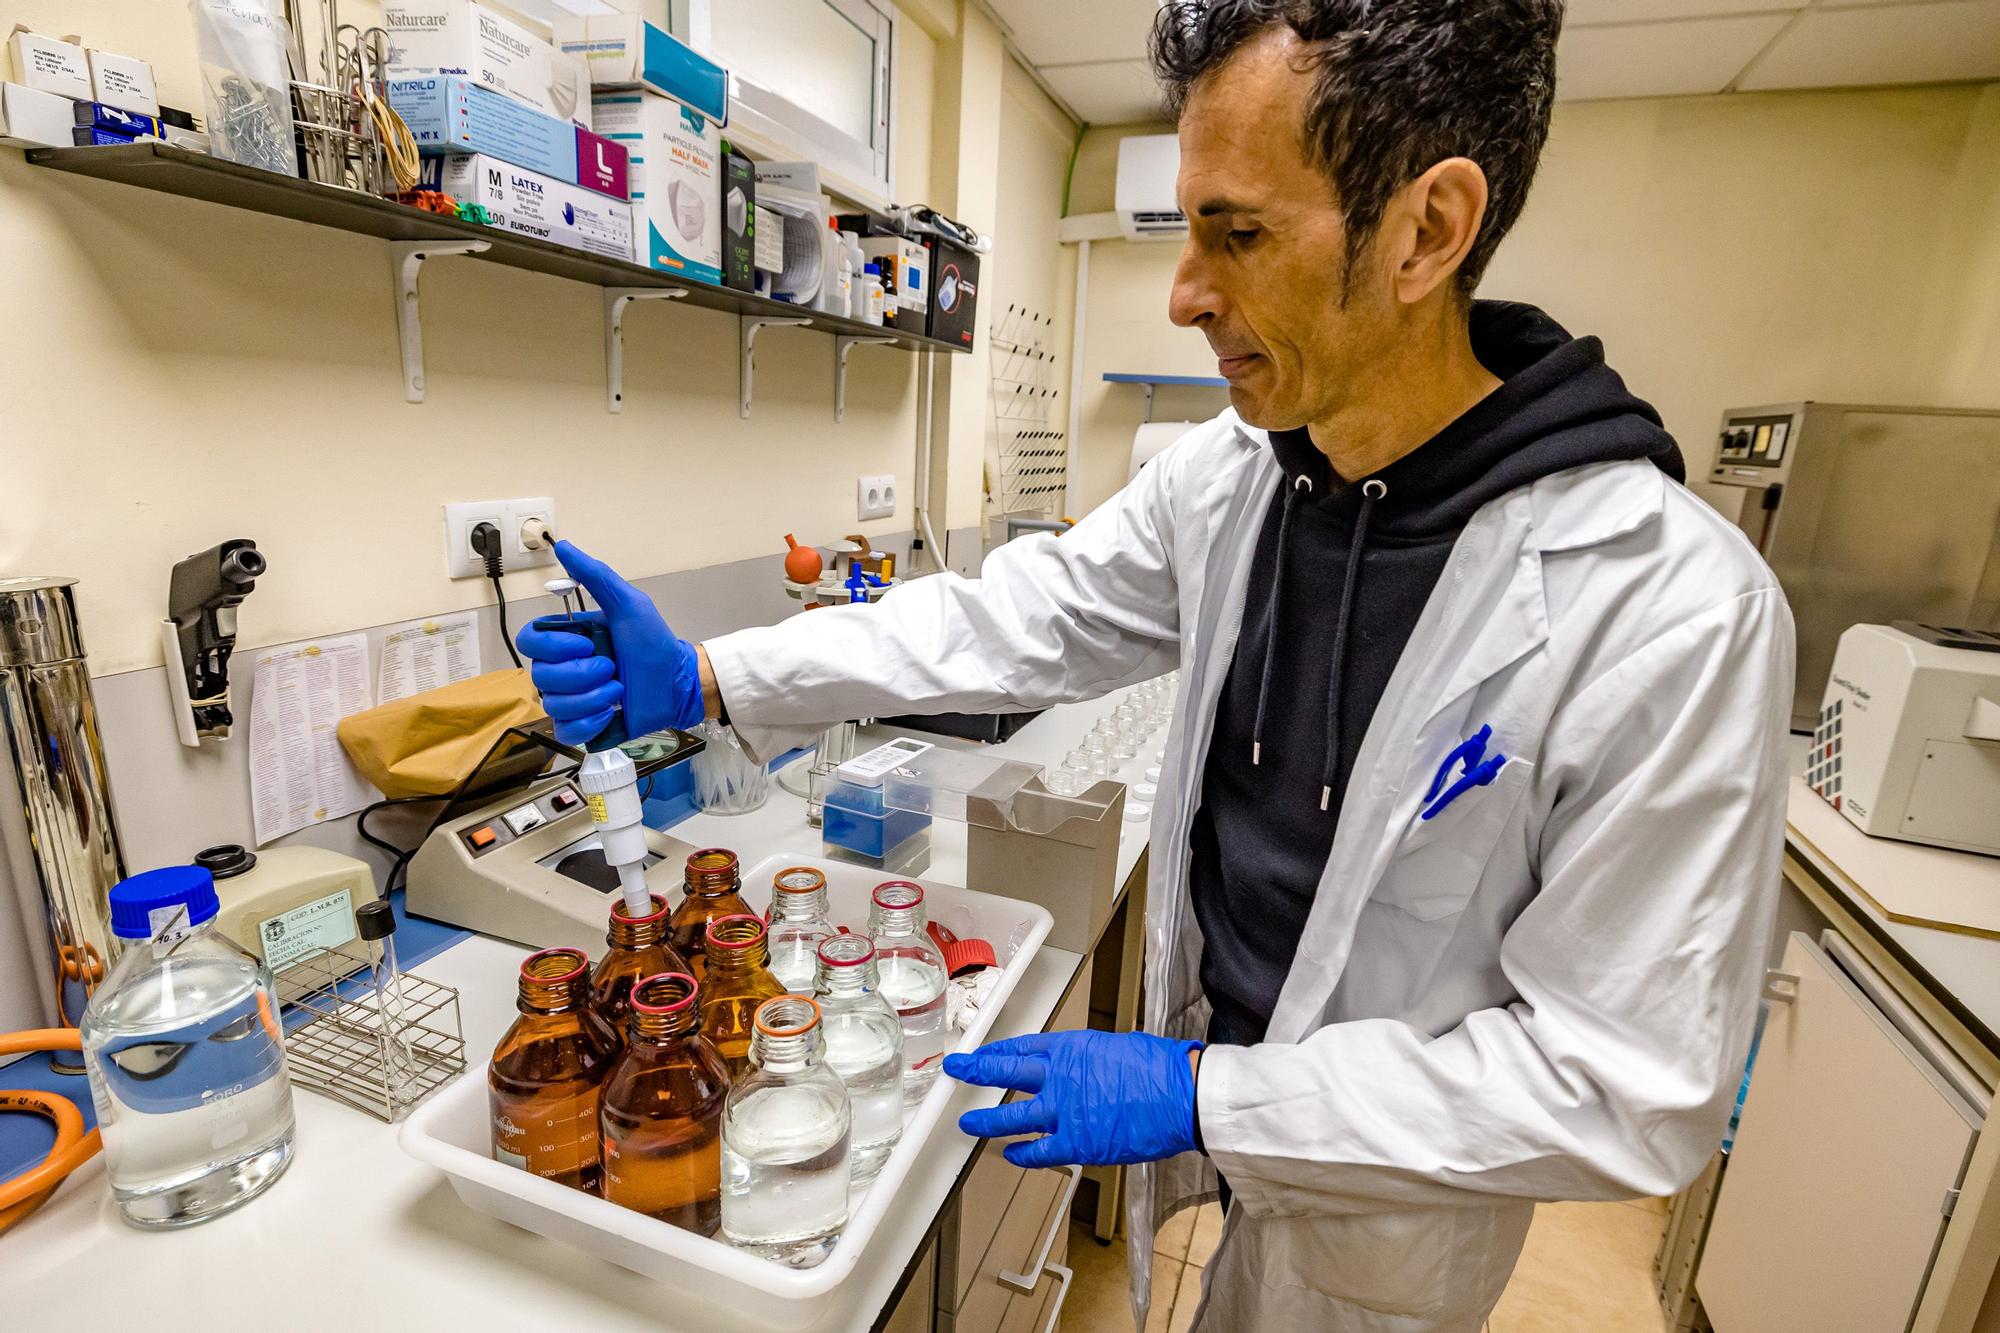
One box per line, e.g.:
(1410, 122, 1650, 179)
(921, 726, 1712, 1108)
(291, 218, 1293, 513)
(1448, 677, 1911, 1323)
(0, 577, 127, 1067)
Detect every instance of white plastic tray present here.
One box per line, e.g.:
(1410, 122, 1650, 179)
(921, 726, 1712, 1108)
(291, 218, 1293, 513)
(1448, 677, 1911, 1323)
(399, 853, 1053, 1325)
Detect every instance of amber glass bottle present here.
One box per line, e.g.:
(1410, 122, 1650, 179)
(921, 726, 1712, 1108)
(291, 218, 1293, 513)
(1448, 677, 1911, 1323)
(489, 948, 618, 1193)
(668, 848, 753, 983)
(600, 971, 732, 1235)
(589, 894, 687, 1054)
(699, 914, 787, 1076)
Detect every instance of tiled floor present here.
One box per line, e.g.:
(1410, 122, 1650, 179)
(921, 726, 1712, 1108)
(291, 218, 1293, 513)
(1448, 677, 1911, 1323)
(1060, 1197, 1670, 1331)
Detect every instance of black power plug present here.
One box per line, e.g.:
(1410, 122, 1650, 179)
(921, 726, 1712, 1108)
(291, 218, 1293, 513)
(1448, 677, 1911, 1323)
(470, 522, 523, 668)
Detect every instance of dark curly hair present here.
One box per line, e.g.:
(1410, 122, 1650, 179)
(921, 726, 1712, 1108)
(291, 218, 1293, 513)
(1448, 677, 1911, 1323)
(1151, 1, 1563, 298)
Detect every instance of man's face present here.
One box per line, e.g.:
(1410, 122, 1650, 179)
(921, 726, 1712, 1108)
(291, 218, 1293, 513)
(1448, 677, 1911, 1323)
(1168, 29, 1393, 431)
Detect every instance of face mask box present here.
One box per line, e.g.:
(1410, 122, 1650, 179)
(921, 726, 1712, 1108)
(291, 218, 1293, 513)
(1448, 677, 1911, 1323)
(425, 153, 634, 262)
(383, 0, 592, 129)
(593, 91, 720, 286)
(923, 235, 980, 348)
(554, 14, 725, 125)
(8, 26, 91, 101)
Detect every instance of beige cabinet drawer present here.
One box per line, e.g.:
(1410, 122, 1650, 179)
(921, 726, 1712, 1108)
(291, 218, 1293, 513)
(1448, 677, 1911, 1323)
(999, 1210, 1072, 1333)
(956, 1162, 1079, 1333)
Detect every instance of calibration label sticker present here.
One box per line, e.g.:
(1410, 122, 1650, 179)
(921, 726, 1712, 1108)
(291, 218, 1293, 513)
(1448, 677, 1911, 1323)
(259, 891, 358, 972)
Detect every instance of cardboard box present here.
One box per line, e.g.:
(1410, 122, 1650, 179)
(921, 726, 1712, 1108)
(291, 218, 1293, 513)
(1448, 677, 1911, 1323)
(922, 235, 979, 347)
(425, 153, 633, 261)
(389, 77, 629, 199)
(87, 49, 158, 117)
(0, 81, 75, 147)
(555, 14, 725, 124)
(753, 204, 783, 274)
(720, 144, 754, 291)
(592, 91, 720, 285)
(383, 1, 592, 128)
(8, 27, 89, 101)
(858, 235, 927, 329)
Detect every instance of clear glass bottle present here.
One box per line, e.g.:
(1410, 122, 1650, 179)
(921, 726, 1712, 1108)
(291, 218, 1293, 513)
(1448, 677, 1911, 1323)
(700, 914, 788, 1077)
(669, 848, 754, 983)
(80, 865, 296, 1229)
(600, 971, 732, 1235)
(589, 893, 687, 1054)
(720, 995, 853, 1267)
(867, 881, 949, 1103)
(766, 866, 835, 995)
(812, 932, 904, 1183)
(489, 947, 619, 1193)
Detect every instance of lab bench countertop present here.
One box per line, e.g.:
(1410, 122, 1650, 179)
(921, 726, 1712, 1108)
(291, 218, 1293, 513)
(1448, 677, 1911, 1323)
(1, 692, 1157, 1331)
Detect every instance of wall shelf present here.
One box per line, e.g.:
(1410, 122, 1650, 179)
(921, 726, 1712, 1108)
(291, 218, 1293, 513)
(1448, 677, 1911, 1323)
(1102, 371, 1228, 422)
(26, 142, 965, 407)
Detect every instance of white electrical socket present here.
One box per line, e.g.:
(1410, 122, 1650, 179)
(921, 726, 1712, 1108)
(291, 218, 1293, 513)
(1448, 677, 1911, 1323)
(857, 474, 897, 521)
(443, 497, 559, 579)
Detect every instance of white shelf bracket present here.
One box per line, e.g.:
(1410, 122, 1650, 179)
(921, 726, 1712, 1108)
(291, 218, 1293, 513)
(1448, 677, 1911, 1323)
(390, 240, 491, 404)
(604, 287, 688, 413)
(834, 335, 895, 423)
(740, 313, 812, 418)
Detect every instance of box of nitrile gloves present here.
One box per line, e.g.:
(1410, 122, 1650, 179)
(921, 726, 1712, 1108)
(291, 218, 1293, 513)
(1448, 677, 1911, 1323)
(424, 154, 633, 261)
(390, 76, 628, 199)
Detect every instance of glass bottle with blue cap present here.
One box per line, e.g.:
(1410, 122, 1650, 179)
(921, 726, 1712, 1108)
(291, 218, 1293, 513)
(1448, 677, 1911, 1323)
(79, 863, 297, 1228)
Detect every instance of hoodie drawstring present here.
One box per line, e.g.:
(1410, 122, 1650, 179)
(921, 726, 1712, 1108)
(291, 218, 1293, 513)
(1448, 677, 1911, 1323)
(1250, 475, 1312, 765)
(1321, 479, 1386, 810)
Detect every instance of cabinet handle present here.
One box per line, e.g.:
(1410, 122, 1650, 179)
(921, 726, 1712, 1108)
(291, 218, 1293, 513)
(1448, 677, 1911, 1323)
(1762, 970, 1800, 1004)
(1000, 1164, 1083, 1294)
(1035, 1261, 1074, 1333)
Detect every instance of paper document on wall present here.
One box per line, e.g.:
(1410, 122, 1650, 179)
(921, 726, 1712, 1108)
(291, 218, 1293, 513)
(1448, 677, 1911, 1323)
(248, 634, 377, 845)
(378, 612, 482, 703)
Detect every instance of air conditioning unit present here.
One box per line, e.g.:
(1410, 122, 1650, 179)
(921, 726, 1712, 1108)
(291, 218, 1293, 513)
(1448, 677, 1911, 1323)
(1115, 134, 1185, 242)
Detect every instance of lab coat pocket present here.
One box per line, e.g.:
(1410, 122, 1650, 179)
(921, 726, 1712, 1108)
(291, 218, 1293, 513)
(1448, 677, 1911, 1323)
(1376, 760, 1535, 921)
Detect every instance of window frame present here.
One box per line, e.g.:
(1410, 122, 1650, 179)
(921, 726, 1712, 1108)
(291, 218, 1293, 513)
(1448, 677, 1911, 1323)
(677, 0, 898, 209)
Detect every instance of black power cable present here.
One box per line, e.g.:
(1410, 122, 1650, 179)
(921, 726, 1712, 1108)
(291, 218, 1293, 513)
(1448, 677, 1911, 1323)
(472, 521, 525, 669)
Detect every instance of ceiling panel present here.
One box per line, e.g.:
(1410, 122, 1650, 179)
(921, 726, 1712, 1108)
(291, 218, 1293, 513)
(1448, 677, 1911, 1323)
(987, 0, 1162, 68)
(1567, 0, 1808, 24)
(1738, 0, 2000, 89)
(1556, 13, 1792, 99)
(1039, 59, 1167, 125)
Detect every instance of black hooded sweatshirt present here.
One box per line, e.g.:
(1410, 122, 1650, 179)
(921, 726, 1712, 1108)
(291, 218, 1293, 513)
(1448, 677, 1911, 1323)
(1191, 301, 1687, 1052)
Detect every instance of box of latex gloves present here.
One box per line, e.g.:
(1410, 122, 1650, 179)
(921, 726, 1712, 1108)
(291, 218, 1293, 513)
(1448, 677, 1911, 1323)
(424, 153, 633, 261)
(592, 91, 719, 285)
(384, 1, 592, 128)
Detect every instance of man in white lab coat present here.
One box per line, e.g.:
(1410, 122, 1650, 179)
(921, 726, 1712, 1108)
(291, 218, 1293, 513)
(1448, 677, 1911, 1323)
(519, 2, 1796, 1327)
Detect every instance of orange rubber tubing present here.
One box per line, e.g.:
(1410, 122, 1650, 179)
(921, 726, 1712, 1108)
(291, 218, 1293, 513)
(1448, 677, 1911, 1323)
(0, 1029, 102, 1235)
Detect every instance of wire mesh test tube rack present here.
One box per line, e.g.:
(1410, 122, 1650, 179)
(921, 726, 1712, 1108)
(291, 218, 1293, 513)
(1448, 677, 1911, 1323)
(281, 943, 467, 1122)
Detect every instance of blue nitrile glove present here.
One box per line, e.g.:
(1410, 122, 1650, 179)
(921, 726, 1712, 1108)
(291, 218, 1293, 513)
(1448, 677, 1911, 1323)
(945, 1030, 1203, 1169)
(514, 541, 705, 748)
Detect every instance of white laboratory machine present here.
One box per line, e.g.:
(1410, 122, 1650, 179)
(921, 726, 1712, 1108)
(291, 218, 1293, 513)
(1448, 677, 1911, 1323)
(1806, 622, 2000, 855)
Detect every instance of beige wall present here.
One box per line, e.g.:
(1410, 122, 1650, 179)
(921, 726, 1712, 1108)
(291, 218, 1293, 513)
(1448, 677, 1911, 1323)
(3, 1, 1030, 676)
(1065, 83, 2000, 513)
(985, 58, 1079, 521)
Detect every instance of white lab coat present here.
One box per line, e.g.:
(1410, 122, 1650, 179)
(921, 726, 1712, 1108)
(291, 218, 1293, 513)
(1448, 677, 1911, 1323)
(705, 409, 1795, 1331)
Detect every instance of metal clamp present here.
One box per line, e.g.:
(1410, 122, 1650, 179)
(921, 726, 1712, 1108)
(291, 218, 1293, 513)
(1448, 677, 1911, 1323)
(1763, 969, 1800, 1004)
(390, 240, 491, 403)
(740, 313, 811, 418)
(1000, 1164, 1083, 1293)
(604, 288, 688, 413)
(834, 334, 895, 423)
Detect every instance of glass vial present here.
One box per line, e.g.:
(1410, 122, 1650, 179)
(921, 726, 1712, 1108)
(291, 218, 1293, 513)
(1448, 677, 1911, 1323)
(489, 947, 618, 1193)
(813, 933, 905, 1183)
(589, 893, 687, 1053)
(600, 972, 732, 1236)
(81, 865, 296, 1229)
(699, 914, 788, 1077)
(669, 848, 754, 983)
(720, 995, 853, 1267)
(867, 881, 949, 1103)
(766, 866, 835, 995)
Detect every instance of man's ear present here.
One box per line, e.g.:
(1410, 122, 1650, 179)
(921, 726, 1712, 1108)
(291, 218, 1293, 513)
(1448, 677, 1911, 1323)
(1385, 158, 1490, 306)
